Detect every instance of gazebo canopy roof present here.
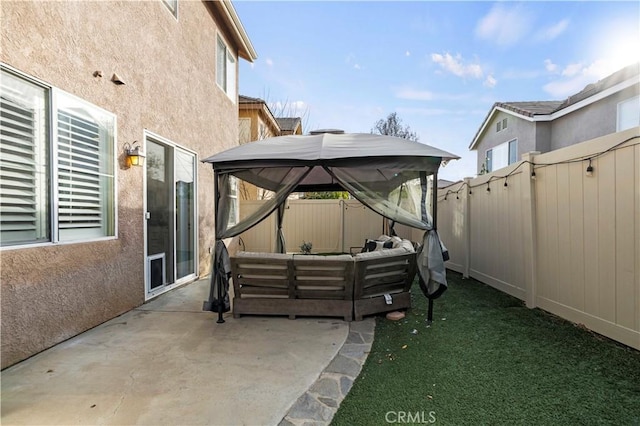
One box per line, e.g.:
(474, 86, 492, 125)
(202, 133, 460, 192)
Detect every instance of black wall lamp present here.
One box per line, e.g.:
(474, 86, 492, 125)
(124, 141, 145, 167)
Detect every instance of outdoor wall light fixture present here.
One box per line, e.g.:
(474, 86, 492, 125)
(125, 141, 145, 167)
(585, 159, 594, 177)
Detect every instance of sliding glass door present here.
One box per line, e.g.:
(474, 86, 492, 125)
(145, 136, 196, 297)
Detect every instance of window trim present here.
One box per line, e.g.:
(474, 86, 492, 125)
(143, 129, 199, 299)
(0, 64, 118, 251)
(484, 138, 517, 173)
(496, 117, 507, 133)
(485, 148, 493, 172)
(617, 95, 640, 132)
(227, 176, 239, 227)
(162, 0, 178, 19)
(216, 34, 237, 102)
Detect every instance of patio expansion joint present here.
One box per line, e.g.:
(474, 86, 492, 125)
(279, 318, 376, 426)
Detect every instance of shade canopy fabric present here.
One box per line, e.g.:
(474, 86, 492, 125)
(201, 132, 459, 322)
(203, 133, 459, 193)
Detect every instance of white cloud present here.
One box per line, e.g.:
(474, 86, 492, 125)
(396, 107, 454, 116)
(431, 52, 484, 79)
(265, 58, 274, 67)
(501, 68, 541, 79)
(405, 50, 411, 57)
(544, 59, 557, 73)
(543, 60, 618, 98)
(483, 74, 497, 88)
(346, 53, 362, 70)
(394, 87, 473, 101)
(395, 88, 434, 101)
(272, 100, 308, 115)
(475, 3, 533, 47)
(561, 62, 583, 77)
(535, 19, 569, 42)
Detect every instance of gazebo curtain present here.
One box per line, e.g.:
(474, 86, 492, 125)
(205, 163, 449, 320)
(216, 167, 311, 239)
(326, 166, 447, 300)
(205, 166, 311, 316)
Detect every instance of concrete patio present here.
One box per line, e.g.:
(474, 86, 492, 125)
(1, 278, 375, 425)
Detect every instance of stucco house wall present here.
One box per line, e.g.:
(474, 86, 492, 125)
(471, 64, 639, 174)
(0, 0, 251, 368)
(550, 85, 639, 150)
(534, 121, 552, 154)
(474, 111, 536, 172)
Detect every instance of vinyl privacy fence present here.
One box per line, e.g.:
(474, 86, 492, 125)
(437, 127, 640, 350)
(238, 199, 414, 255)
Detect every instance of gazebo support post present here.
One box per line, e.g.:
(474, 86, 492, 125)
(214, 170, 225, 324)
(427, 169, 438, 325)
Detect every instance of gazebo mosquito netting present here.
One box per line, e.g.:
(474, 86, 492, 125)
(202, 132, 459, 323)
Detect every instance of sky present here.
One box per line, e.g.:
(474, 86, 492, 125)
(232, 1, 640, 181)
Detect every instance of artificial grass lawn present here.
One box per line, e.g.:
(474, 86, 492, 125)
(332, 271, 640, 425)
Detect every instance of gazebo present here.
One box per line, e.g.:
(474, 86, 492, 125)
(202, 132, 459, 323)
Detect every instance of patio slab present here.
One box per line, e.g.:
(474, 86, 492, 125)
(1, 278, 351, 425)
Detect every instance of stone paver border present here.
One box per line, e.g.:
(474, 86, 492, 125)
(279, 318, 376, 426)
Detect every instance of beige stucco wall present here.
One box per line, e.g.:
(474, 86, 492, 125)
(0, 0, 241, 368)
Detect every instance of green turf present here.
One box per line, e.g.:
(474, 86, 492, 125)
(331, 271, 640, 425)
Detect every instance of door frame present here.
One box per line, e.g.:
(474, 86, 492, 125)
(143, 130, 199, 300)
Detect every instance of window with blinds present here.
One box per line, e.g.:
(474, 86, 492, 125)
(0, 67, 115, 247)
(216, 35, 236, 101)
(0, 71, 49, 245)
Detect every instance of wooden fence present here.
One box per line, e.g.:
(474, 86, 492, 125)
(436, 127, 640, 350)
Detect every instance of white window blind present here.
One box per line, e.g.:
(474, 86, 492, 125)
(617, 96, 639, 131)
(0, 66, 115, 247)
(0, 72, 48, 245)
(216, 37, 227, 91)
(486, 139, 518, 172)
(55, 92, 114, 242)
(226, 51, 236, 100)
(57, 110, 104, 239)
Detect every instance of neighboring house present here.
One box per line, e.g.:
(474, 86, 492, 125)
(470, 63, 640, 173)
(0, 0, 256, 369)
(238, 95, 303, 142)
(276, 117, 303, 136)
(239, 95, 281, 143)
(237, 95, 303, 202)
(437, 179, 456, 189)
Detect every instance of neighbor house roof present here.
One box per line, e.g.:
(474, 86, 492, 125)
(469, 62, 640, 150)
(238, 95, 279, 136)
(495, 101, 565, 117)
(276, 117, 302, 133)
(239, 95, 265, 104)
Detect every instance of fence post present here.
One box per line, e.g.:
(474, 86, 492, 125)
(340, 199, 345, 254)
(463, 177, 472, 278)
(522, 152, 539, 308)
